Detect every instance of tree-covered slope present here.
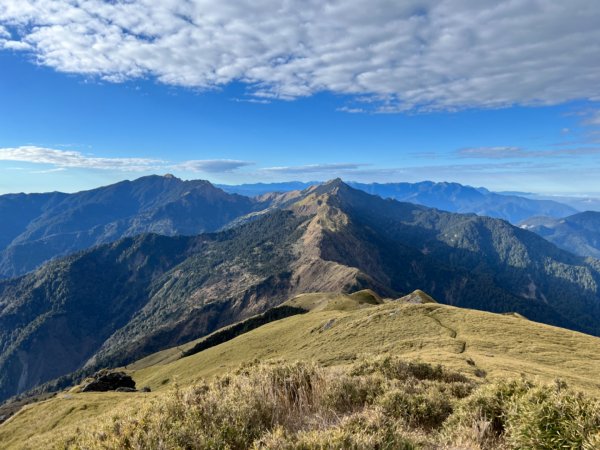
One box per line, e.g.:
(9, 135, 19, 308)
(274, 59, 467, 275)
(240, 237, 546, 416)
(0, 175, 257, 278)
(316, 181, 600, 335)
(520, 211, 600, 259)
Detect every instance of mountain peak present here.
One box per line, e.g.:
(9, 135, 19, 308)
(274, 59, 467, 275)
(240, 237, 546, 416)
(163, 173, 178, 179)
(324, 177, 345, 186)
(310, 178, 353, 196)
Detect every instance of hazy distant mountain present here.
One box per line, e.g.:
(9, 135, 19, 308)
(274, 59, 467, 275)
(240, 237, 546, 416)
(216, 181, 319, 197)
(1, 177, 577, 280)
(1, 180, 599, 402)
(520, 211, 600, 259)
(220, 180, 577, 223)
(0, 175, 257, 278)
(510, 194, 600, 213)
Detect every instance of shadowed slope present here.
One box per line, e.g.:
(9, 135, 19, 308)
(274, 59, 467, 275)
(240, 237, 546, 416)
(0, 175, 257, 278)
(521, 211, 600, 259)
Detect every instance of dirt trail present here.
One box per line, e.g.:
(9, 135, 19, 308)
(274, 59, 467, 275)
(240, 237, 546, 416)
(427, 310, 467, 354)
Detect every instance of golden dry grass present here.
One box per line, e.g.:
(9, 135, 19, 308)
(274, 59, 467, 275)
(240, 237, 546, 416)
(2, 291, 600, 448)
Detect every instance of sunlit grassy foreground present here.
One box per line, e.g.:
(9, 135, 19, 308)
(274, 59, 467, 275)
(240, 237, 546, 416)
(2, 291, 600, 448)
(33, 359, 600, 449)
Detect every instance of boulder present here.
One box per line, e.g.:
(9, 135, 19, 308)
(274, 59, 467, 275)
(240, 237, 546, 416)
(81, 370, 136, 392)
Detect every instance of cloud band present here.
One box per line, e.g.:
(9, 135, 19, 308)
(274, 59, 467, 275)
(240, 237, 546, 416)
(1, 1, 599, 111)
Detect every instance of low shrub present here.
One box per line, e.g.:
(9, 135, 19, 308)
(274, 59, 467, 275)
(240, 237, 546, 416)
(377, 385, 454, 429)
(61, 358, 600, 450)
(350, 356, 470, 383)
(443, 378, 600, 449)
(256, 409, 417, 450)
(505, 383, 600, 449)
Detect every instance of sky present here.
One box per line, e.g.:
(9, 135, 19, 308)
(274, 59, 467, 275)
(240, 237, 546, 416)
(1, 1, 600, 195)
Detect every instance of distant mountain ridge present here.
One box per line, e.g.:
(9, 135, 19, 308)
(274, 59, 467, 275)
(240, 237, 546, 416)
(0, 175, 258, 278)
(1, 180, 599, 403)
(220, 180, 577, 223)
(520, 211, 600, 259)
(0, 177, 578, 279)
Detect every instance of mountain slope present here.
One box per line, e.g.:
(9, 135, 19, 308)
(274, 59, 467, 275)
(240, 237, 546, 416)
(3, 291, 600, 448)
(0, 175, 257, 278)
(0, 180, 599, 403)
(520, 211, 600, 259)
(220, 180, 577, 223)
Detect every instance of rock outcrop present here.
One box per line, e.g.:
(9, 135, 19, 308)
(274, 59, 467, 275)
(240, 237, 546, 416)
(81, 370, 136, 392)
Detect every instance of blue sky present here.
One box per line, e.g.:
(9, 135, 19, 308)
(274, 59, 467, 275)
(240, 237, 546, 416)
(1, 1, 600, 195)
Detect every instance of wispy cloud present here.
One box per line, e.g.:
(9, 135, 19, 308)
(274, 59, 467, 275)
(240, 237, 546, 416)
(172, 159, 253, 173)
(1, 1, 600, 111)
(262, 163, 368, 175)
(583, 110, 600, 126)
(457, 146, 600, 159)
(458, 147, 524, 159)
(0, 146, 252, 174)
(0, 146, 164, 171)
(29, 167, 67, 174)
(336, 107, 368, 114)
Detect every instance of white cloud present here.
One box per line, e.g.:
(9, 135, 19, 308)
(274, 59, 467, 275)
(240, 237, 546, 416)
(1, 1, 599, 111)
(172, 159, 253, 173)
(336, 106, 368, 114)
(29, 167, 67, 174)
(0, 146, 164, 171)
(0, 146, 252, 173)
(458, 145, 600, 159)
(262, 163, 368, 175)
(1, 40, 31, 50)
(583, 110, 600, 126)
(458, 146, 524, 159)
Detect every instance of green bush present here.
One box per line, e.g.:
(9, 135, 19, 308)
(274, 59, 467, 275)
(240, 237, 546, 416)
(256, 410, 417, 450)
(444, 378, 600, 450)
(505, 384, 600, 449)
(321, 373, 384, 413)
(377, 385, 454, 429)
(351, 356, 470, 383)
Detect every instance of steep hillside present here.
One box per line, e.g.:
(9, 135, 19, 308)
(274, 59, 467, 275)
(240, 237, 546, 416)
(0, 180, 599, 404)
(0, 175, 257, 278)
(0, 210, 307, 402)
(283, 180, 600, 334)
(520, 211, 600, 258)
(221, 180, 577, 223)
(2, 291, 600, 449)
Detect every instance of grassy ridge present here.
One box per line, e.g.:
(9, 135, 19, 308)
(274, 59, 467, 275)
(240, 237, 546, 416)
(18, 359, 600, 449)
(2, 292, 600, 448)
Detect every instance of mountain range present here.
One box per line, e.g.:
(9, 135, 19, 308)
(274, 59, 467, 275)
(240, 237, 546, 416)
(220, 180, 578, 223)
(1, 179, 599, 403)
(0, 175, 258, 278)
(0, 176, 581, 280)
(520, 211, 600, 259)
